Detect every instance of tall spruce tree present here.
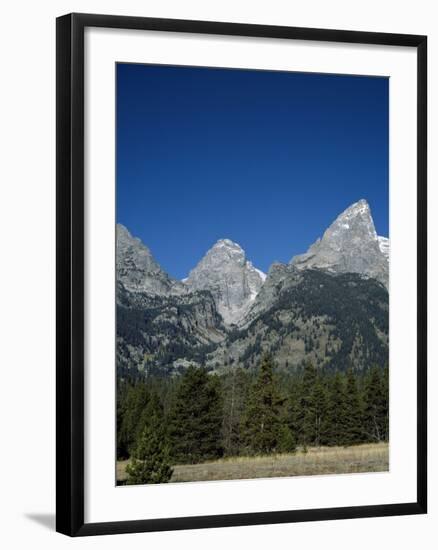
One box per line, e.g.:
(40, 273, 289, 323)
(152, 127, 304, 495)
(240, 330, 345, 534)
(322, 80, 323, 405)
(221, 368, 251, 456)
(277, 423, 297, 453)
(363, 366, 387, 442)
(296, 361, 331, 448)
(277, 377, 298, 454)
(382, 365, 389, 441)
(117, 382, 150, 458)
(242, 355, 283, 454)
(313, 374, 330, 446)
(168, 366, 223, 464)
(126, 395, 173, 485)
(287, 375, 303, 446)
(297, 360, 317, 447)
(344, 369, 365, 445)
(326, 371, 348, 446)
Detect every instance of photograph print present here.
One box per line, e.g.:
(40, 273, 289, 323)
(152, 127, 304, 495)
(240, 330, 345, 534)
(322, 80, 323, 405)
(116, 63, 389, 486)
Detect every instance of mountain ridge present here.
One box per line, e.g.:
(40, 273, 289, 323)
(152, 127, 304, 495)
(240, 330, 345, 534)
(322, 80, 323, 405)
(116, 200, 389, 377)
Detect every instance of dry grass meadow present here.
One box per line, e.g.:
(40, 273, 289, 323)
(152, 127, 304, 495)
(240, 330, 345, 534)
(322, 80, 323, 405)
(117, 442, 388, 484)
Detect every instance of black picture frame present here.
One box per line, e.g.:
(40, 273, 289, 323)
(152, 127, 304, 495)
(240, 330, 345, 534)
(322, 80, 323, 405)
(56, 12, 427, 537)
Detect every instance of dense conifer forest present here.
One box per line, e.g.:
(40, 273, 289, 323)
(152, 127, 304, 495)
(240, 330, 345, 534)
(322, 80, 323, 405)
(117, 357, 388, 484)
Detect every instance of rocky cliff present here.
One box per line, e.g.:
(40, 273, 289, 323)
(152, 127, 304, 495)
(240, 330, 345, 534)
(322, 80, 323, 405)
(185, 239, 265, 325)
(290, 200, 389, 287)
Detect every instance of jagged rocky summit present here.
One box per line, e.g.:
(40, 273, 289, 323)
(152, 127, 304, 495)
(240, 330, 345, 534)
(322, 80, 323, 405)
(290, 199, 389, 287)
(116, 199, 390, 377)
(116, 225, 227, 378)
(116, 224, 186, 295)
(184, 239, 266, 325)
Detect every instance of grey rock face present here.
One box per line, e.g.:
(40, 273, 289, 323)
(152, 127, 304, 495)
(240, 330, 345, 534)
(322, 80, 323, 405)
(117, 283, 226, 377)
(378, 236, 390, 262)
(207, 267, 388, 374)
(241, 262, 301, 327)
(116, 224, 186, 295)
(185, 239, 266, 325)
(290, 199, 389, 287)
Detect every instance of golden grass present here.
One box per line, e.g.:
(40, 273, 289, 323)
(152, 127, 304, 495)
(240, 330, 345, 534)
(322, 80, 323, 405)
(117, 442, 388, 483)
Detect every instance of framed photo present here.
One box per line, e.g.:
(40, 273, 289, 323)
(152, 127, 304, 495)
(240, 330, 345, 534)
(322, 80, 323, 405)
(56, 13, 427, 536)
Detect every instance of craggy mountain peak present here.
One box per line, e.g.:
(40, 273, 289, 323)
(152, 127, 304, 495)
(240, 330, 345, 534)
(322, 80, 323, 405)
(185, 238, 266, 325)
(290, 199, 389, 287)
(116, 223, 186, 296)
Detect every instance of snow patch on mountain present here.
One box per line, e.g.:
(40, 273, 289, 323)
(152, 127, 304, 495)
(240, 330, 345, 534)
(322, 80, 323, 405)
(378, 236, 390, 261)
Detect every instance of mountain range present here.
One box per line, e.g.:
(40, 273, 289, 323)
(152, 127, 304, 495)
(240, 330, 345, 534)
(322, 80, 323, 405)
(116, 199, 389, 377)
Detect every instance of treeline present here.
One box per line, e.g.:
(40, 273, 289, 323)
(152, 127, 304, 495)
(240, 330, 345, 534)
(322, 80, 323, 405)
(117, 357, 388, 484)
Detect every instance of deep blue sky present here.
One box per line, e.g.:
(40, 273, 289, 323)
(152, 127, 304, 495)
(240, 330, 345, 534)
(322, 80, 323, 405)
(117, 63, 388, 280)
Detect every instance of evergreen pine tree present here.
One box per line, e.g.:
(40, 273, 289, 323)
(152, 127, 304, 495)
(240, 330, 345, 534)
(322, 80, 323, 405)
(382, 365, 389, 441)
(117, 382, 150, 458)
(363, 366, 387, 442)
(221, 368, 251, 456)
(168, 366, 223, 464)
(344, 369, 365, 445)
(242, 355, 283, 454)
(296, 361, 331, 447)
(313, 374, 330, 446)
(287, 375, 302, 444)
(277, 424, 297, 453)
(126, 396, 173, 485)
(277, 377, 299, 454)
(297, 360, 318, 447)
(326, 371, 348, 446)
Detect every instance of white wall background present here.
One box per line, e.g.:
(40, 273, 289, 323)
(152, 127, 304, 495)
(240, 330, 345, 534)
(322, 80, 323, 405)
(0, 0, 435, 548)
